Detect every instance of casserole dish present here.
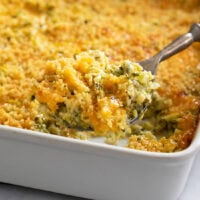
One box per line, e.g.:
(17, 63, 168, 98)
(0, 1, 200, 199)
(0, 123, 199, 200)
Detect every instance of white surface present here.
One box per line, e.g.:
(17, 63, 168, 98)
(0, 152, 199, 200)
(179, 151, 200, 200)
(0, 125, 200, 200)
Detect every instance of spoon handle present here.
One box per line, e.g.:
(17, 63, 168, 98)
(155, 23, 200, 62)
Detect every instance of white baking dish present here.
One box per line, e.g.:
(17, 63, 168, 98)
(0, 123, 199, 200)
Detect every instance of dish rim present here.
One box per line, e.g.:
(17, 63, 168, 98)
(0, 123, 200, 160)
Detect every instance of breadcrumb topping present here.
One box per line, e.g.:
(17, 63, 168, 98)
(0, 0, 199, 152)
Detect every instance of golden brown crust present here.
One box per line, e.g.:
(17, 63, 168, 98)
(0, 0, 199, 152)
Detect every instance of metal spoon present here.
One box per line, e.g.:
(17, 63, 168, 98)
(65, 23, 200, 131)
(129, 22, 200, 124)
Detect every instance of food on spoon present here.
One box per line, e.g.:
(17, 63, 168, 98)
(35, 50, 158, 137)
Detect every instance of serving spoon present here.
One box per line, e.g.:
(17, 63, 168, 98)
(129, 22, 200, 124)
(67, 23, 200, 130)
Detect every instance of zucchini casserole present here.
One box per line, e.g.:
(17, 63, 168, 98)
(0, 0, 200, 152)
